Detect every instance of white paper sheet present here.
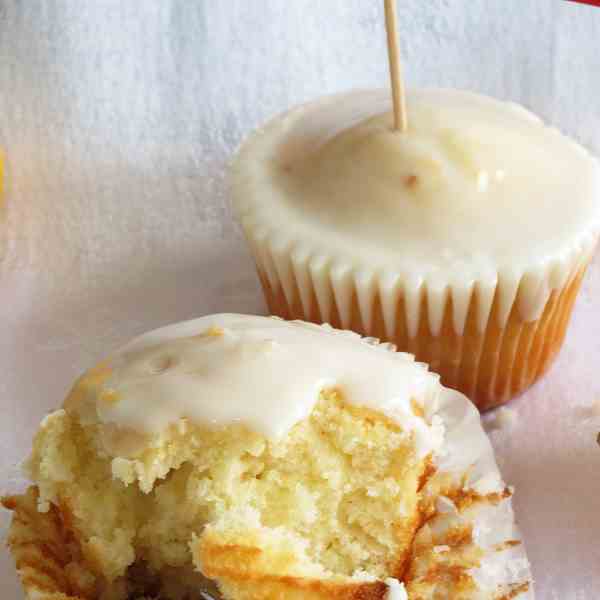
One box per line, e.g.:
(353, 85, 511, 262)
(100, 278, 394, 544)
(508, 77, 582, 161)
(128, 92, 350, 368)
(2, 2, 600, 597)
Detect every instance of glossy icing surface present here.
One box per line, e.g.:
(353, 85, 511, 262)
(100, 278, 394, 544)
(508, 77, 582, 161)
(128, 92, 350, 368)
(236, 88, 599, 272)
(68, 314, 446, 454)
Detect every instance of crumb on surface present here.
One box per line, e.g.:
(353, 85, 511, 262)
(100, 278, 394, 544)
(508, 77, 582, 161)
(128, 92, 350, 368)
(484, 407, 517, 433)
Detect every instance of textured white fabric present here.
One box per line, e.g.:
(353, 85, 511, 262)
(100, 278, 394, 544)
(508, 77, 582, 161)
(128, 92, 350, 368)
(1, 1, 600, 598)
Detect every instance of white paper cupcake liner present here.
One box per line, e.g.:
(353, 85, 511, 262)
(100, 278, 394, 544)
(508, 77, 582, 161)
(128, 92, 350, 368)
(1, 488, 97, 600)
(240, 216, 598, 408)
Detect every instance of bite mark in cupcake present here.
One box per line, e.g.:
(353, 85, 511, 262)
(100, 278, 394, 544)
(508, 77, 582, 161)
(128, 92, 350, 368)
(3, 314, 532, 599)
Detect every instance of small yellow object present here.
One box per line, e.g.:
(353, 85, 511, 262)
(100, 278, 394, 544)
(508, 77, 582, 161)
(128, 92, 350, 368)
(63, 362, 113, 407)
(204, 326, 225, 337)
(0, 150, 3, 206)
(410, 398, 425, 419)
(82, 362, 113, 387)
(99, 389, 120, 405)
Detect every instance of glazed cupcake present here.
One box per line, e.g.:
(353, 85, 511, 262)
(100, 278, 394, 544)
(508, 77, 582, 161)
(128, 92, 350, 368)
(3, 314, 531, 599)
(231, 89, 600, 410)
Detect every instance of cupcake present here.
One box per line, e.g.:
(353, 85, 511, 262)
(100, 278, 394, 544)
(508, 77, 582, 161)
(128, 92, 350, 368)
(2, 314, 531, 599)
(231, 89, 600, 409)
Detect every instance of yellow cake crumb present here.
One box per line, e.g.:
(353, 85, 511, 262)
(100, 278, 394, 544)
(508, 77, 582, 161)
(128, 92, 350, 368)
(23, 387, 434, 597)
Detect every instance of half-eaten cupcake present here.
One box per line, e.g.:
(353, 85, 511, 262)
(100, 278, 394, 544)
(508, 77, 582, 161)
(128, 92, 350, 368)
(2, 314, 532, 599)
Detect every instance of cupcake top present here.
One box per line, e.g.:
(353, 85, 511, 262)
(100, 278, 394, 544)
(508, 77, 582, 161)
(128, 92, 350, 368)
(65, 314, 506, 494)
(67, 314, 443, 455)
(233, 89, 600, 324)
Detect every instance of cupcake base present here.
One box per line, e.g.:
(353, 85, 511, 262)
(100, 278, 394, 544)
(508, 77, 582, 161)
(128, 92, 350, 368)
(257, 264, 587, 411)
(1, 488, 220, 600)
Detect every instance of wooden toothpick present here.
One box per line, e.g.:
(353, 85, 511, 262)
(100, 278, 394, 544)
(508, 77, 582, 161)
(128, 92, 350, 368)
(384, 0, 407, 132)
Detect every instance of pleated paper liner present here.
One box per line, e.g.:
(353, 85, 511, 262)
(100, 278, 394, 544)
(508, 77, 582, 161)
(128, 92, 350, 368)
(3, 488, 530, 600)
(2, 488, 223, 600)
(253, 251, 591, 411)
(1, 487, 94, 600)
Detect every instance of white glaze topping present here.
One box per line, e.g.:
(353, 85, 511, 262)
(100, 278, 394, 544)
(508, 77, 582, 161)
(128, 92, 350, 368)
(75, 314, 445, 455)
(233, 89, 600, 333)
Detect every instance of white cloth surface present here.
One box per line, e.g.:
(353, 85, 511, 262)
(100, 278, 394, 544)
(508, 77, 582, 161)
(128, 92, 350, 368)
(1, 1, 599, 598)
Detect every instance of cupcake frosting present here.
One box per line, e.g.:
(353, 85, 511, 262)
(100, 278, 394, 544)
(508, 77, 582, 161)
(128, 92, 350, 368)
(64, 314, 514, 496)
(66, 314, 445, 456)
(233, 89, 600, 334)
